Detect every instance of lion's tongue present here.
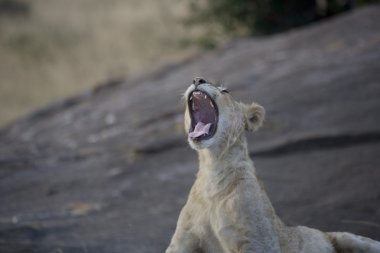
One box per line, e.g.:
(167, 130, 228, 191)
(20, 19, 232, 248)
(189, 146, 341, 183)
(189, 121, 211, 139)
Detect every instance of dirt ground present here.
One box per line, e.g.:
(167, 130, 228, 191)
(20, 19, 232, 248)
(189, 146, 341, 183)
(0, 5, 379, 253)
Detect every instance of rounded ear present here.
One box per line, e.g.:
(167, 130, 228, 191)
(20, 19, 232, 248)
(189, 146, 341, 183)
(243, 102, 265, 132)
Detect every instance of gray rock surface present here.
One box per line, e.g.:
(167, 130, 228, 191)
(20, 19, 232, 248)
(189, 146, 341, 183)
(0, 5, 380, 253)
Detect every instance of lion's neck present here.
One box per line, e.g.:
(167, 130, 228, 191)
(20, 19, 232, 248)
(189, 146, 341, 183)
(195, 134, 284, 234)
(196, 134, 255, 196)
(198, 135, 251, 171)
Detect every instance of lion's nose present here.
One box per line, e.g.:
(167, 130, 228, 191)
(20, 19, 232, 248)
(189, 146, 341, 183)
(193, 77, 207, 88)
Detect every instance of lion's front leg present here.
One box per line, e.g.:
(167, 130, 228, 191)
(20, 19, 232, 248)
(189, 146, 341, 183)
(166, 206, 200, 253)
(165, 233, 200, 253)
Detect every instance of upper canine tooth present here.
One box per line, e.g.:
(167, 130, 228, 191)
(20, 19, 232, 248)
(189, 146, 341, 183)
(189, 97, 192, 101)
(204, 95, 207, 99)
(210, 102, 214, 107)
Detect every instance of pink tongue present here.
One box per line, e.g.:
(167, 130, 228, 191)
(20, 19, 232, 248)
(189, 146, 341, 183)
(189, 122, 211, 139)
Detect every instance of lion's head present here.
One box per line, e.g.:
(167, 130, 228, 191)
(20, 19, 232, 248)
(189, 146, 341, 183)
(184, 77, 265, 151)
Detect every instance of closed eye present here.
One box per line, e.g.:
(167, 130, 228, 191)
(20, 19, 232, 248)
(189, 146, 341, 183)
(218, 86, 229, 94)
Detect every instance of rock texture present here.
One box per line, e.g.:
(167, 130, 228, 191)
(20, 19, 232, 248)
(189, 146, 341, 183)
(1, 5, 380, 253)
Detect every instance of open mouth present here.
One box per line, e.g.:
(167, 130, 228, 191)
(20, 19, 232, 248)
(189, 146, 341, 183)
(188, 90, 218, 141)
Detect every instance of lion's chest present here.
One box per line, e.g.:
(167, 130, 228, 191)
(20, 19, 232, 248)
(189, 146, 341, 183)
(190, 192, 243, 253)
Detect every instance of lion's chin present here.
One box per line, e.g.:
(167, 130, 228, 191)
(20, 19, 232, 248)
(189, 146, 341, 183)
(188, 135, 216, 151)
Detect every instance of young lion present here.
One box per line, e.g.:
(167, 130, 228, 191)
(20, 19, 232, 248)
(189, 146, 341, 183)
(166, 77, 380, 253)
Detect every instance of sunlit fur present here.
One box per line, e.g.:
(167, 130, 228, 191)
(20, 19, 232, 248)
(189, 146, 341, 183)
(166, 82, 380, 253)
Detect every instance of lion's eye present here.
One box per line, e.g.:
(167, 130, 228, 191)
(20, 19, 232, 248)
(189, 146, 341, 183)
(218, 86, 229, 94)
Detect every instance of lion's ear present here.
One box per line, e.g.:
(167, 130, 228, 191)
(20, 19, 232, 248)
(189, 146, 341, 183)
(242, 102, 265, 132)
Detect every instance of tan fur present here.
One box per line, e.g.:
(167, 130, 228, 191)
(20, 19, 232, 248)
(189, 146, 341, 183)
(166, 81, 380, 253)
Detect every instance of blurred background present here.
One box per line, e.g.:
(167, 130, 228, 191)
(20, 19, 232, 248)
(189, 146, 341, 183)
(0, 0, 377, 127)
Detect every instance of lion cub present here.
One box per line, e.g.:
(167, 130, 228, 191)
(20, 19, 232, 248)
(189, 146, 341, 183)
(166, 78, 380, 253)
